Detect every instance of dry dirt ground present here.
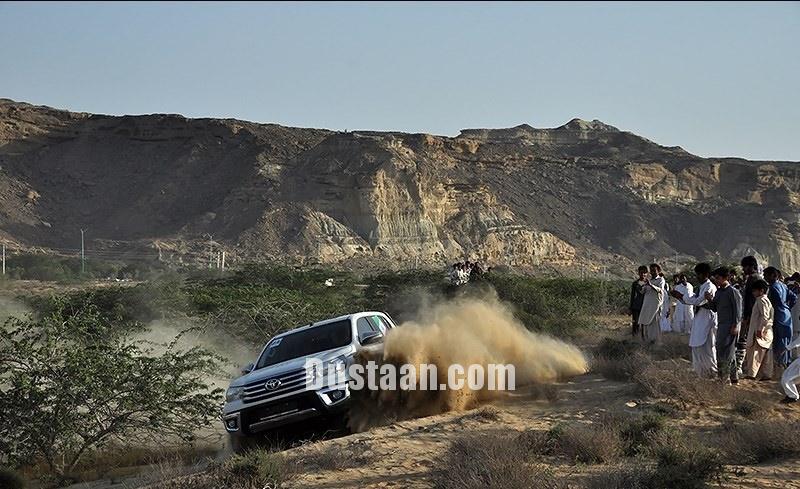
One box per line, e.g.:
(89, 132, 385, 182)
(284, 374, 800, 489)
(55, 317, 800, 489)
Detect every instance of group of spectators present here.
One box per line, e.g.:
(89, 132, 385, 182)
(449, 260, 486, 286)
(628, 256, 800, 404)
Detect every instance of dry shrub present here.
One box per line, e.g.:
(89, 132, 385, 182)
(152, 449, 292, 489)
(520, 413, 665, 464)
(589, 436, 724, 489)
(650, 334, 692, 361)
(434, 432, 565, 489)
(515, 429, 553, 456)
(646, 400, 684, 418)
(634, 360, 732, 407)
(724, 420, 800, 464)
(596, 411, 670, 457)
(71, 444, 218, 482)
(586, 465, 647, 489)
(292, 439, 376, 471)
(590, 428, 724, 489)
(732, 399, 760, 418)
(646, 436, 725, 489)
(519, 422, 622, 464)
(464, 405, 502, 422)
(591, 338, 652, 381)
(547, 423, 622, 464)
(730, 391, 772, 419)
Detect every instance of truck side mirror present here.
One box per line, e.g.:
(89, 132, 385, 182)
(359, 331, 383, 345)
(241, 363, 254, 375)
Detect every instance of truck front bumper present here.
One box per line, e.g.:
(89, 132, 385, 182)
(224, 384, 350, 434)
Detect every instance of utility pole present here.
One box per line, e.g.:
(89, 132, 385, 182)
(2, 242, 5, 276)
(207, 234, 213, 269)
(80, 229, 86, 274)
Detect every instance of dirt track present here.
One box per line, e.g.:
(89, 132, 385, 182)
(287, 374, 799, 489)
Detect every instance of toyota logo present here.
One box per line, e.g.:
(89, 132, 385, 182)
(265, 379, 282, 391)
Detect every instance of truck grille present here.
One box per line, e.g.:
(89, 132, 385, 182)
(242, 368, 311, 404)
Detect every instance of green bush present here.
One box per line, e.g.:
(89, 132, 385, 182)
(0, 300, 223, 482)
(485, 274, 627, 335)
(4, 253, 122, 282)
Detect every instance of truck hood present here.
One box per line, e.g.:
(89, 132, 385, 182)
(228, 345, 355, 388)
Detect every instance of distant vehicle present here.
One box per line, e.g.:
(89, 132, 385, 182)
(222, 311, 396, 451)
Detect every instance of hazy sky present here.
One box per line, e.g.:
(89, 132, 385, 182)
(1, 2, 798, 160)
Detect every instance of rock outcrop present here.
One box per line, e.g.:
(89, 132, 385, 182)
(0, 98, 797, 272)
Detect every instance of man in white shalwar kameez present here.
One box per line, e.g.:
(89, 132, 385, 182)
(638, 263, 666, 345)
(672, 274, 695, 334)
(672, 263, 718, 377)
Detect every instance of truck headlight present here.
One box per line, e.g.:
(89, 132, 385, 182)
(226, 386, 244, 402)
(328, 356, 347, 375)
(310, 356, 348, 384)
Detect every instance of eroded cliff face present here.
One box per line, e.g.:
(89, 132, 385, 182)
(0, 98, 797, 272)
(621, 160, 800, 271)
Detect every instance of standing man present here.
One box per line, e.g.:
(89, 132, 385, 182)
(764, 266, 797, 371)
(638, 263, 666, 345)
(738, 256, 762, 378)
(672, 263, 718, 377)
(672, 274, 695, 334)
(704, 266, 743, 384)
(629, 265, 648, 337)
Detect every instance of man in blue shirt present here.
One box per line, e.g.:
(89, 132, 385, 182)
(764, 266, 798, 369)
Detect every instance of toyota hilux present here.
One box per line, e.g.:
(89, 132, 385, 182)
(222, 311, 396, 451)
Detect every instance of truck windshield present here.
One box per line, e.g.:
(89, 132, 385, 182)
(256, 319, 352, 369)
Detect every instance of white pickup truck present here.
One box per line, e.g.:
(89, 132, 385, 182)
(222, 311, 396, 451)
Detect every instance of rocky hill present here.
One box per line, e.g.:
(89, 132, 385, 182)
(1, 98, 798, 273)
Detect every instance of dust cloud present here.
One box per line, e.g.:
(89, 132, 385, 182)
(135, 319, 260, 388)
(132, 319, 262, 444)
(0, 295, 31, 325)
(349, 292, 588, 431)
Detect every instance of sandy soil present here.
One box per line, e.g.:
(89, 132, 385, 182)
(282, 373, 795, 488)
(52, 317, 800, 488)
(283, 321, 800, 489)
